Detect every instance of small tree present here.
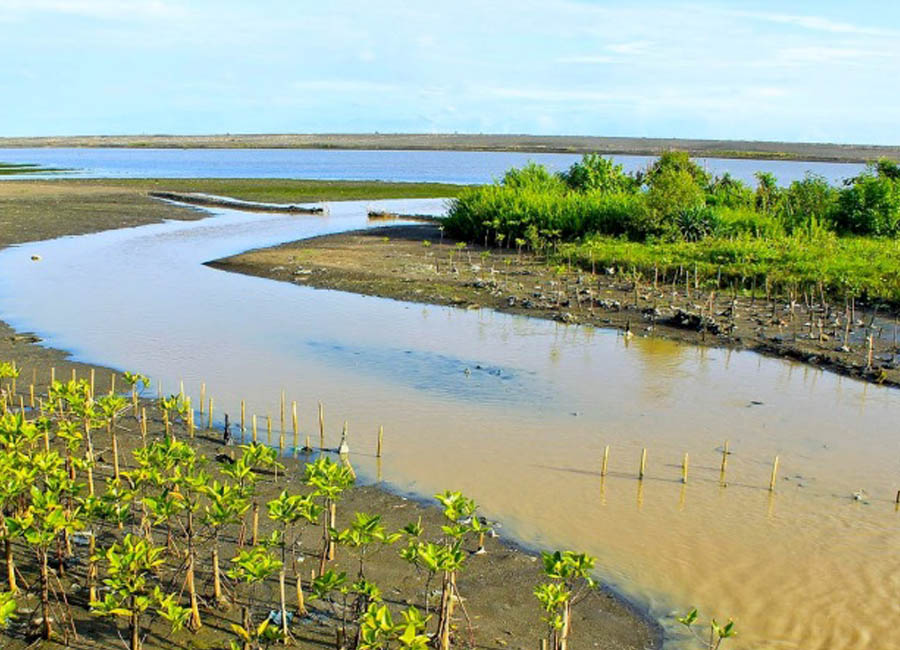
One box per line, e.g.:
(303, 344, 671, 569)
(534, 551, 597, 650)
(304, 456, 355, 575)
(91, 533, 188, 650)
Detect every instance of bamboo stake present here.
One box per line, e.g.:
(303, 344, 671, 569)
(318, 401, 325, 449)
(376, 425, 383, 458)
(252, 415, 258, 443)
(89, 368, 94, 398)
(50, 367, 55, 386)
(769, 456, 780, 491)
(638, 448, 647, 480)
(681, 452, 689, 484)
(280, 390, 286, 445)
(109, 373, 115, 395)
(187, 398, 194, 438)
(267, 415, 273, 446)
(140, 407, 147, 442)
(292, 401, 298, 452)
(207, 398, 214, 430)
(29, 384, 34, 409)
(71, 367, 75, 383)
(601, 445, 609, 477)
(720, 441, 729, 484)
(240, 400, 245, 435)
(179, 380, 184, 399)
(9, 362, 15, 396)
(200, 383, 206, 415)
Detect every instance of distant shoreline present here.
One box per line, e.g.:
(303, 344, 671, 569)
(0, 133, 896, 163)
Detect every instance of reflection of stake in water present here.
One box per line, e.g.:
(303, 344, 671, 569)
(678, 483, 686, 512)
(599, 476, 606, 507)
(636, 480, 644, 511)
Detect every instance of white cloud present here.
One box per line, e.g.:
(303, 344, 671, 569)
(607, 40, 652, 55)
(734, 10, 896, 37)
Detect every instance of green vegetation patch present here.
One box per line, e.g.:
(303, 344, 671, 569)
(444, 152, 900, 306)
(0, 162, 66, 175)
(108, 178, 467, 203)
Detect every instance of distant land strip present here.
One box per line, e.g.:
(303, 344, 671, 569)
(0, 133, 897, 163)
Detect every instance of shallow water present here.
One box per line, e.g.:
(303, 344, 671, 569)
(0, 147, 865, 186)
(0, 200, 898, 649)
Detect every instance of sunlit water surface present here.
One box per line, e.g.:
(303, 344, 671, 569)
(0, 147, 865, 186)
(0, 200, 898, 649)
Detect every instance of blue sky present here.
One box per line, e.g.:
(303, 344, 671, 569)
(1, 0, 898, 144)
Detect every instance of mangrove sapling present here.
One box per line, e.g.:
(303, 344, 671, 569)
(91, 534, 189, 650)
(267, 490, 321, 620)
(331, 512, 402, 647)
(677, 608, 736, 650)
(534, 551, 597, 650)
(433, 490, 486, 650)
(227, 545, 284, 650)
(309, 568, 350, 642)
(358, 602, 431, 650)
(303, 456, 355, 575)
(123, 372, 150, 419)
(8, 461, 85, 641)
(97, 394, 128, 481)
(173, 462, 211, 631)
(205, 480, 251, 606)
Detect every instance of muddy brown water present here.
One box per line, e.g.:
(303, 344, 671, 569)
(0, 199, 898, 649)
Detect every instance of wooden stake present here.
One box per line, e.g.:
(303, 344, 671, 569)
(280, 390, 286, 444)
(207, 398, 214, 430)
(681, 452, 689, 484)
(89, 368, 95, 398)
(109, 373, 115, 395)
(720, 440, 729, 482)
(70, 367, 75, 383)
(187, 398, 194, 438)
(29, 384, 34, 409)
(252, 415, 258, 443)
(601, 445, 609, 477)
(50, 367, 55, 386)
(267, 415, 272, 445)
(769, 456, 780, 491)
(292, 401, 298, 452)
(240, 400, 245, 435)
(140, 407, 147, 442)
(639, 448, 647, 479)
(199, 383, 206, 415)
(318, 401, 325, 449)
(376, 425, 383, 458)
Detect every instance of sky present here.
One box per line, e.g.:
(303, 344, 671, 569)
(1, 0, 899, 144)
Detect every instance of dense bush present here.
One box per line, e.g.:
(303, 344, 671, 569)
(444, 153, 900, 252)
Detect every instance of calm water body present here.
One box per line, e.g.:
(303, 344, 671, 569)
(0, 147, 866, 186)
(0, 199, 898, 649)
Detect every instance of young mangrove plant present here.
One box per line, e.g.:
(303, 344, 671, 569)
(228, 545, 284, 650)
(91, 533, 189, 650)
(303, 456, 355, 574)
(534, 551, 597, 650)
(432, 490, 485, 650)
(677, 608, 737, 650)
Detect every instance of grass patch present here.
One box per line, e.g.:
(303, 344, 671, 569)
(0, 162, 66, 175)
(97, 178, 467, 203)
